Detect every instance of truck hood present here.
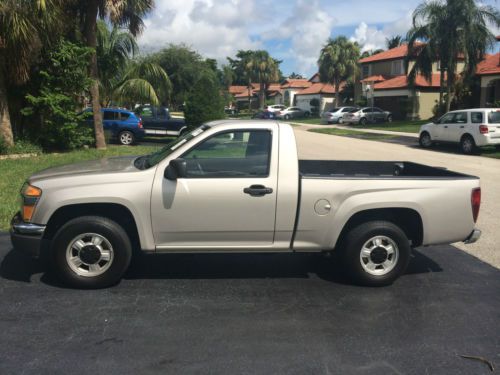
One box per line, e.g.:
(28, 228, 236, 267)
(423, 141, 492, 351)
(29, 156, 139, 182)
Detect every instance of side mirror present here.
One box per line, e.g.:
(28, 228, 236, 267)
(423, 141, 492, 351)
(164, 158, 187, 180)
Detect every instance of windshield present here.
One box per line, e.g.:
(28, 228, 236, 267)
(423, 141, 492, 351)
(488, 111, 500, 124)
(135, 125, 210, 170)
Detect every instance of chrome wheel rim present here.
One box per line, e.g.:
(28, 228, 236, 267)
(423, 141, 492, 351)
(360, 235, 399, 276)
(120, 132, 133, 145)
(66, 233, 114, 277)
(462, 138, 473, 153)
(421, 134, 431, 147)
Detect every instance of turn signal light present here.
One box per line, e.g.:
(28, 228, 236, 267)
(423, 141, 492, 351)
(471, 188, 481, 223)
(20, 184, 42, 222)
(22, 205, 36, 222)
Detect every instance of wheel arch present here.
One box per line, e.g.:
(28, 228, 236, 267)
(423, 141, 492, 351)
(43, 203, 142, 251)
(334, 207, 424, 249)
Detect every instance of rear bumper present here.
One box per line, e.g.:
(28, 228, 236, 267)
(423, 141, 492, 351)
(463, 229, 481, 244)
(10, 213, 46, 257)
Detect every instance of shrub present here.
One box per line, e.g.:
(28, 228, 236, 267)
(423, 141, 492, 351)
(7, 139, 42, 155)
(21, 40, 94, 151)
(184, 74, 225, 127)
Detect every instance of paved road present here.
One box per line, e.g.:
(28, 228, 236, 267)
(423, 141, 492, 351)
(293, 126, 500, 269)
(0, 233, 499, 374)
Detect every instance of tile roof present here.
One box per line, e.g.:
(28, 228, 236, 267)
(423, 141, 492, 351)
(373, 74, 442, 90)
(228, 85, 248, 95)
(359, 43, 424, 63)
(281, 79, 312, 88)
(360, 75, 388, 83)
(476, 53, 500, 76)
(295, 82, 344, 95)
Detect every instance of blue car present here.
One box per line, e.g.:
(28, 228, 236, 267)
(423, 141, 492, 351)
(83, 108, 145, 145)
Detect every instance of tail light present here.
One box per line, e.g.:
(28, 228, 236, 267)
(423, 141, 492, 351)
(138, 118, 143, 129)
(471, 188, 481, 223)
(479, 125, 488, 134)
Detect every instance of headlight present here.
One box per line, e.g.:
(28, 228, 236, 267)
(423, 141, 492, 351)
(20, 183, 42, 222)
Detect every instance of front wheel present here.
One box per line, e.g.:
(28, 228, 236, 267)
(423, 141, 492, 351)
(50, 216, 132, 289)
(337, 117, 344, 124)
(338, 221, 411, 286)
(118, 131, 135, 145)
(386, 115, 393, 123)
(359, 117, 367, 126)
(419, 132, 433, 148)
(284, 114, 290, 120)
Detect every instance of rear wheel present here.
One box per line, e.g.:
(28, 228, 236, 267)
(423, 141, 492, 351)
(338, 221, 411, 286)
(284, 114, 290, 120)
(460, 134, 476, 154)
(118, 131, 135, 145)
(419, 132, 433, 148)
(304, 111, 310, 118)
(387, 115, 393, 123)
(337, 117, 344, 124)
(50, 216, 132, 289)
(359, 117, 367, 126)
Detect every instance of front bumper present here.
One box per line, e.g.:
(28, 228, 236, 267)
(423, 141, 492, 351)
(463, 229, 481, 244)
(10, 213, 46, 257)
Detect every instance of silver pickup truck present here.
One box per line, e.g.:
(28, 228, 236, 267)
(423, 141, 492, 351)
(10, 120, 481, 288)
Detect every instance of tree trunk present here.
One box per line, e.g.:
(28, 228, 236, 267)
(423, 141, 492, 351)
(0, 70, 14, 147)
(259, 81, 265, 109)
(445, 69, 453, 113)
(247, 81, 252, 111)
(438, 67, 445, 115)
(335, 81, 340, 107)
(84, 0, 106, 150)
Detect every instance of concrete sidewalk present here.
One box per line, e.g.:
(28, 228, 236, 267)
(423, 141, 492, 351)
(290, 122, 419, 138)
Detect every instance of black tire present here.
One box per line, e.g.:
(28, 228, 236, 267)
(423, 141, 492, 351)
(49, 216, 132, 289)
(304, 111, 310, 118)
(118, 130, 135, 146)
(338, 221, 411, 286)
(337, 117, 344, 124)
(419, 132, 433, 148)
(359, 117, 367, 126)
(460, 134, 476, 154)
(284, 114, 290, 120)
(387, 115, 393, 123)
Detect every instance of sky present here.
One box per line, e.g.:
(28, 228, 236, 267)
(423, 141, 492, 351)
(138, 0, 500, 78)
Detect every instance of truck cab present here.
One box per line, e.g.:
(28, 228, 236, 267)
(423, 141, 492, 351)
(135, 105, 187, 137)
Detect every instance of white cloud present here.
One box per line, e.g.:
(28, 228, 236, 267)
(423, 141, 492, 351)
(138, 0, 263, 64)
(350, 12, 413, 52)
(262, 0, 335, 76)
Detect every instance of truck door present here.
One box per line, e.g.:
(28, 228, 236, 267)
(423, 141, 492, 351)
(151, 128, 279, 248)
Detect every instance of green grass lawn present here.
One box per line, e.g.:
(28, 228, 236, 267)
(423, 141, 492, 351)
(0, 144, 160, 231)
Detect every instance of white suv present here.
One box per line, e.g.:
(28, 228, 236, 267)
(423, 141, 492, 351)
(419, 108, 500, 154)
(266, 104, 286, 113)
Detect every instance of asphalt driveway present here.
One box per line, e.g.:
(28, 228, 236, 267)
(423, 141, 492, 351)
(0, 233, 499, 375)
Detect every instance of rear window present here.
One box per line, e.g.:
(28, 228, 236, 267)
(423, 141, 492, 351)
(471, 112, 483, 123)
(103, 111, 116, 120)
(488, 111, 500, 124)
(119, 112, 131, 121)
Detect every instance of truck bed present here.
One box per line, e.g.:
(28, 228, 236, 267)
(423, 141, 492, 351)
(299, 160, 477, 179)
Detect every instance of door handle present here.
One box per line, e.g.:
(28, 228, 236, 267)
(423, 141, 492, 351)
(444, 125, 448, 128)
(243, 185, 273, 197)
(460, 126, 464, 128)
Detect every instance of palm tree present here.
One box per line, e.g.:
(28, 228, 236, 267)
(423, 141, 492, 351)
(318, 36, 360, 106)
(245, 51, 280, 109)
(386, 35, 405, 49)
(80, 0, 154, 149)
(0, 0, 59, 147)
(288, 72, 304, 79)
(407, 0, 500, 113)
(96, 21, 171, 107)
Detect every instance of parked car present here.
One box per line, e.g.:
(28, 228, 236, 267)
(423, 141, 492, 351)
(266, 104, 286, 113)
(11, 120, 481, 289)
(83, 108, 145, 146)
(135, 105, 187, 137)
(276, 106, 310, 120)
(321, 107, 358, 124)
(343, 107, 393, 125)
(419, 108, 500, 154)
(252, 110, 277, 120)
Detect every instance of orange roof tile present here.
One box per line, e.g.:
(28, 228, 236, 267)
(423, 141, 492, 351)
(281, 79, 312, 89)
(476, 53, 500, 76)
(360, 75, 388, 83)
(359, 43, 424, 63)
(228, 85, 248, 94)
(295, 82, 345, 95)
(373, 74, 442, 90)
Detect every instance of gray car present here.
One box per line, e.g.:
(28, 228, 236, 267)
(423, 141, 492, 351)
(321, 107, 358, 124)
(276, 106, 309, 120)
(343, 107, 393, 125)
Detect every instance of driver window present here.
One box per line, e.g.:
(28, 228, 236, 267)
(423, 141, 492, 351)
(439, 113, 454, 124)
(182, 130, 272, 178)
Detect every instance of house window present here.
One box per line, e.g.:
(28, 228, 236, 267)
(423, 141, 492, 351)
(362, 64, 371, 78)
(391, 60, 404, 75)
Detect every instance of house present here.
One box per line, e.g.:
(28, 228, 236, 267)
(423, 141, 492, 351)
(228, 83, 283, 109)
(477, 36, 500, 107)
(280, 78, 312, 106)
(356, 43, 466, 120)
(294, 73, 345, 113)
